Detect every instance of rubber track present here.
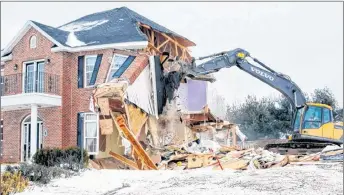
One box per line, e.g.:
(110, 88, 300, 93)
(264, 142, 332, 150)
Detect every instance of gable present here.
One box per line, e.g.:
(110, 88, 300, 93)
(2, 21, 64, 57)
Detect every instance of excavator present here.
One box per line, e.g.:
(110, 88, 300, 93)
(180, 48, 343, 154)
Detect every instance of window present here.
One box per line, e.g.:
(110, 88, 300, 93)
(304, 106, 322, 129)
(293, 108, 303, 132)
(84, 113, 99, 154)
(30, 36, 37, 48)
(23, 60, 45, 93)
(107, 54, 129, 82)
(323, 108, 331, 124)
(84, 55, 97, 87)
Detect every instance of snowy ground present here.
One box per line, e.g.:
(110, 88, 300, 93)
(19, 164, 343, 195)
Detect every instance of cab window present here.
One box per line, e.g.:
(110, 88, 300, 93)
(322, 108, 331, 124)
(303, 106, 322, 129)
(293, 108, 303, 132)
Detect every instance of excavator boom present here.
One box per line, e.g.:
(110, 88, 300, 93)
(185, 48, 306, 109)
(182, 48, 342, 154)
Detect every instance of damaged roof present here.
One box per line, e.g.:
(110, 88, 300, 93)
(37, 7, 196, 48)
(2, 7, 195, 56)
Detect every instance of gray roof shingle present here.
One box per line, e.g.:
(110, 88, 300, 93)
(33, 6, 195, 48)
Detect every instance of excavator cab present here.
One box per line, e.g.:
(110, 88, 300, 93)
(291, 103, 342, 143)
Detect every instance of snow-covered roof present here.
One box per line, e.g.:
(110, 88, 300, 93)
(56, 7, 195, 47)
(2, 6, 195, 56)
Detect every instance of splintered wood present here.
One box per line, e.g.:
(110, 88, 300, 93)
(109, 151, 139, 170)
(112, 113, 157, 170)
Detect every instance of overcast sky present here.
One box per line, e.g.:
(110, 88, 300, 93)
(1, 2, 343, 107)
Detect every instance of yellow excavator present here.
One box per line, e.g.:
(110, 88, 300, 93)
(180, 48, 343, 154)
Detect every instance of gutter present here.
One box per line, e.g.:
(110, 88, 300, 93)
(1, 54, 12, 62)
(51, 41, 148, 53)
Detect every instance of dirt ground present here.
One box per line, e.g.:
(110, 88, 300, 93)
(19, 163, 343, 195)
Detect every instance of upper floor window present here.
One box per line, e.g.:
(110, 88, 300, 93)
(30, 36, 37, 49)
(84, 55, 97, 87)
(106, 54, 129, 82)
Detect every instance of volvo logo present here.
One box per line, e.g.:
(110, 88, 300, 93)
(251, 67, 275, 81)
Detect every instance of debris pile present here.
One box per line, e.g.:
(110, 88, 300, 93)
(154, 142, 343, 170)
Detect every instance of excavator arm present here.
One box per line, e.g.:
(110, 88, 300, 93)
(185, 48, 307, 109)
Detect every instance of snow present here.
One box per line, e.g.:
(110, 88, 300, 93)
(18, 163, 343, 195)
(65, 31, 86, 47)
(59, 20, 109, 47)
(59, 20, 109, 32)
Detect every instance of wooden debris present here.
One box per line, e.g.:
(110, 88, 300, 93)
(99, 117, 114, 135)
(322, 149, 343, 156)
(109, 151, 139, 170)
(113, 114, 157, 170)
(127, 104, 148, 137)
(271, 155, 289, 168)
(213, 159, 249, 170)
(97, 98, 111, 115)
(187, 154, 213, 169)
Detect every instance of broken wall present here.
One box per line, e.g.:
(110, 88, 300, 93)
(177, 79, 208, 113)
(97, 122, 125, 159)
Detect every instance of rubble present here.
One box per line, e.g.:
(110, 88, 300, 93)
(88, 58, 342, 173)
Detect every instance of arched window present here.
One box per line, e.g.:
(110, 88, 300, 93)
(30, 36, 37, 48)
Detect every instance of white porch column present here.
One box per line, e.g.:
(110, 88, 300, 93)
(30, 104, 38, 159)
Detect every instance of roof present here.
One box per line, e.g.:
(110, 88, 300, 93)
(2, 6, 195, 57)
(306, 102, 333, 110)
(56, 6, 195, 47)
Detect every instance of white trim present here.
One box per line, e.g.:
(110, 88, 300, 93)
(22, 59, 46, 93)
(106, 54, 129, 83)
(2, 21, 64, 56)
(149, 56, 159, 119)
(21, 114, 43, 162)
(1, 93, 62, 111)
(1, 54, 12, 62)
(29, 35, 37, 49)
(83, 112, 99, 155)
(51, 41, 148, 53)
(84, 55, 97, 88)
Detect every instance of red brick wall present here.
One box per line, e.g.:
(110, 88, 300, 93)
(61, 49, 114, 147)
(60, 49, 148, 147)
(1, 107, 61, 163)
(1, 25, 151, 162)
(3, 27, 63, 95)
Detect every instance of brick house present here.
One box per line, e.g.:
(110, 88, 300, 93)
(0, 6, 204, 163)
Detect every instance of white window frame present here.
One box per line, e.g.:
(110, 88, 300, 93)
(106, 54, 129, 82)
(83, 112, 99, 155)
(84, 55, 97, 88)
(22, 59, 45, 93)
(30, 36, 37, 49)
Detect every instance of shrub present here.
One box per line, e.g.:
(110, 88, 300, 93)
(1, 171, 29, 195)
(17, 163, 73, 184)
(32, 147, 89, 170)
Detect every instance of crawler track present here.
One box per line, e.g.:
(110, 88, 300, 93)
(264, 142, 333, 155)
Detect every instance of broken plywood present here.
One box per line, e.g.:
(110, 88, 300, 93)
(213, 159, 249, 170)
(127, 104, 148, 137)
(99, 117, 114, 135)
(113, 114, 157, 170)
(187, 154, 213, 169)
(148, 116, 160, 147)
